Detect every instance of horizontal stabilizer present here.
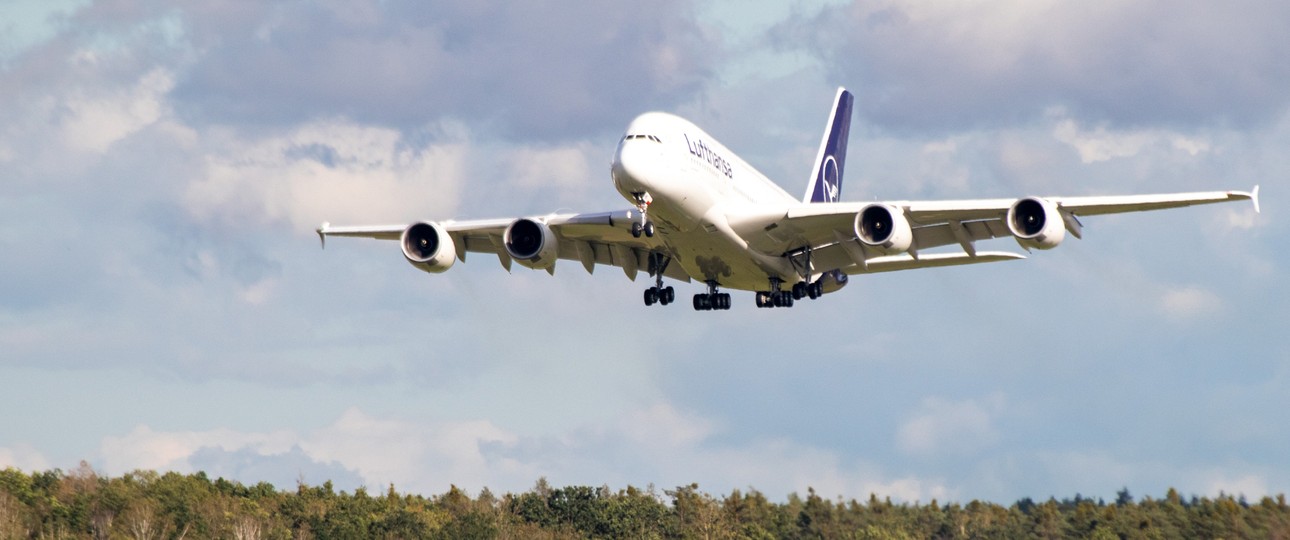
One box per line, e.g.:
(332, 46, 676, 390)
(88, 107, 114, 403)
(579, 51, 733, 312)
(846, 251, 1025, 275)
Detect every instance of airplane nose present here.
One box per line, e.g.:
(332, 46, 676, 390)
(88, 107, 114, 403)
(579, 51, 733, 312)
(612, 141, 662, 193)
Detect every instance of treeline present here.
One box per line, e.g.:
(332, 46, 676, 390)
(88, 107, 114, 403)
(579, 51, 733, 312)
(1, 464, 1288, 539)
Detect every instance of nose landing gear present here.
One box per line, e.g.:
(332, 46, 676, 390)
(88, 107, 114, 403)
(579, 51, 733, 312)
(630, 192, 656, 238)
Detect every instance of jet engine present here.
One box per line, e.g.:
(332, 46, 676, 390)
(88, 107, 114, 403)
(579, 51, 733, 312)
(1007, 197, 1065, 250)
(504, 218, 558, 270)
(401, 221, 456, 273)
(855, 204, 913, 255)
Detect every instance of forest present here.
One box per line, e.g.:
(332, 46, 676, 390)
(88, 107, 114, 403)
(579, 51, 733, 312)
(1, 464, 1287, 539)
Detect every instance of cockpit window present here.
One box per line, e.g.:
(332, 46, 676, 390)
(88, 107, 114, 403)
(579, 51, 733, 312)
(622, 134, 663, 143)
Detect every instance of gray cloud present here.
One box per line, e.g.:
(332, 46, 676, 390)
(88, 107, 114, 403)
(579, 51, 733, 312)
(776, 1, 1290, 133)
(170, 0, 719, 138)
(189, 445, 365, 491)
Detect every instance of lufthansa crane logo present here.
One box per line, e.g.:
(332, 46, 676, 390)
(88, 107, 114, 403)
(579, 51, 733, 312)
(821, 155, 839, 202)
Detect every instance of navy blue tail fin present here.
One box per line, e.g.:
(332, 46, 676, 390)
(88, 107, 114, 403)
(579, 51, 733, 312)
(803, 88, 854, 203)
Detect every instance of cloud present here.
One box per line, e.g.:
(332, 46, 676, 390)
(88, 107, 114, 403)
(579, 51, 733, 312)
(100, 425, 298, 473)
(896, 395, 1005, 457)
(59, 66, 174, 153)
(1158, 285, 1222, 320)
(1205, 472, 1269, 499)
(189, 445, 364, 490)
(96, 409, 530, 494)
(0, 443, 51, 471)
(779, 0, 1290, 131)
(504, 142, 597, 190)
(1052, 118, 1210, 164)
(170, 0, 719, 138)
(186, 119, 468, 233)
(91, 405, 956, 502)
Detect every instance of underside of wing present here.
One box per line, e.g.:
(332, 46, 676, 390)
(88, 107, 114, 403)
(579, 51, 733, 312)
(317, 210, 691, 283)
(752, 185, 1257, 276)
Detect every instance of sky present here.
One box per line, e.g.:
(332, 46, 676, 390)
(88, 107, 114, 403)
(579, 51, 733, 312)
(1, 0, 1286, 504)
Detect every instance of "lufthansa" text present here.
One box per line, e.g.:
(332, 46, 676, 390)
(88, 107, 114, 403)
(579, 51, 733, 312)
(684, 134, 733, 179)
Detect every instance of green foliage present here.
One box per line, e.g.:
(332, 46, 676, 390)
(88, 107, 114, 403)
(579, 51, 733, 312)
(1, 465, 1288, 539)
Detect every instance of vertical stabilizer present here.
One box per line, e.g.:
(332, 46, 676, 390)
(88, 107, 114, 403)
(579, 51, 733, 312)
(803, 88, 854, 204)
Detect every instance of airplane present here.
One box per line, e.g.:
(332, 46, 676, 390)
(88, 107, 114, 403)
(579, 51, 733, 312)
(317, 87, 1260, 311)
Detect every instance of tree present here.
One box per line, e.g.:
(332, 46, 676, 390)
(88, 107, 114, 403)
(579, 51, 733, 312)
(0, 490, 31, 539)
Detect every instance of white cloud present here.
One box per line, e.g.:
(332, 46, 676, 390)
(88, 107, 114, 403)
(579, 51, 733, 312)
(504, 142, 596, 189)
(90, 404, 957, 502)
(1158, 285, 1222, 320)
(860, 477, 952, 504)
(1205, 472, 1269, 498)
(186, 120, 468, 233)
(300, 408, 526, 492)
(620, 402, 715, 450)
(100, 425, 296, 473)
(60, 66, 175, 154)
(1222, 208, 1260, 231)
(1052, 118, 1210, 164)
(97, 408, 529, 495)
(896, 395, 1004, 457)
(0, 443, 50, 471)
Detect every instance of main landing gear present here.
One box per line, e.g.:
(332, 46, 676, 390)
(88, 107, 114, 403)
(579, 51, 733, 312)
(754, 278, 825, 308)
(693, 281, 731, 311)
(644, 285, 674, 306)
(643, 252, 674, 306)
(629, 192, 656, 238)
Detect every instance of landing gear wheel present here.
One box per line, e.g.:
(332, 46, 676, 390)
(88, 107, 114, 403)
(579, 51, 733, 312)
(694, 282, 729, 311)
(644, 287, 658, 306)
(792, 282, 806, 300)
(631, 222, 643, 238)
(662, 286, 675, 305)
(643, 221, 655, 238)
(808, 282, 823, 299)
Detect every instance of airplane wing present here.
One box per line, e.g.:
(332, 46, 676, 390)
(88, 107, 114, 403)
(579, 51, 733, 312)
(752, 186, 1259, 273)
(317, 210, 692, 283)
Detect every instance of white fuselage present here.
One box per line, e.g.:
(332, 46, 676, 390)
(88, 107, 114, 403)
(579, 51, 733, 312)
(611, 112, 803, 291)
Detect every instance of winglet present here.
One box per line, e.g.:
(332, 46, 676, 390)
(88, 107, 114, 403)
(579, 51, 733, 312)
(1251, 184, 1261, 214)
(317, 222, 329, 249)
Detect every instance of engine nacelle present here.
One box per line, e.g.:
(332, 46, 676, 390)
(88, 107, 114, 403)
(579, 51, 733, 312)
(504, 218, 558, 270)
(854, 204, 913, 255)
(401, 221, 456, 273)
(1007, 197, 1065, 250)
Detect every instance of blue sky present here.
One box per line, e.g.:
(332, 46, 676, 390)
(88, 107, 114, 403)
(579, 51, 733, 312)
(1, 0, 1285, 503)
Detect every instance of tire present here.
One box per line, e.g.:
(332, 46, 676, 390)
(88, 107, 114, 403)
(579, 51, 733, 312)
(643, 221, 656, 237)
(631, 222, 642, 238)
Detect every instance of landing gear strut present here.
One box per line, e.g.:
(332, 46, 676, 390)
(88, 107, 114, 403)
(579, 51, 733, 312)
(693, 281, 731, 311)
(629, 192, 655, 238)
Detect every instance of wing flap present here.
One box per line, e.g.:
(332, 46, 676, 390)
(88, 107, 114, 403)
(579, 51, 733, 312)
(844, 250, 1025, 274)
